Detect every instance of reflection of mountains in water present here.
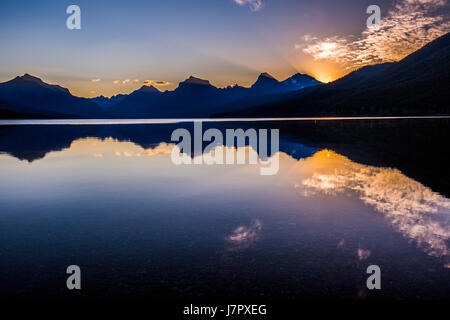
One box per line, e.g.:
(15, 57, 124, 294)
(0, 122, 317, 162)
(3, 131, 449, 267)
(0, 119, 449, 196)
(67, 138, 450, 267)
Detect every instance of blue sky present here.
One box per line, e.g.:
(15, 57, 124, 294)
(0, 0, 448, 97)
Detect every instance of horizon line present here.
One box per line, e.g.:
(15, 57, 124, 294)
(1, 116, 450, 126)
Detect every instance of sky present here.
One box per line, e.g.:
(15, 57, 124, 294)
(0, 0, 448, 97)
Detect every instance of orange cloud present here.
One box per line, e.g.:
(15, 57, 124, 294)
(143, 80, 171, 86)
(298, 0, 450, 70)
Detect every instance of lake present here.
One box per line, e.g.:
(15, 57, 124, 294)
(0, 119, 449, 302)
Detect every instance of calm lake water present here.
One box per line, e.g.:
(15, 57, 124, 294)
(0, 119, 449, 301)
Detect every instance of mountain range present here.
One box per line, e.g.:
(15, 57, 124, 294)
(0, 71, 321, 119)
(0, 32, 448, 119)
(0, 74, 104, 118)
(221, 32, 450, 117)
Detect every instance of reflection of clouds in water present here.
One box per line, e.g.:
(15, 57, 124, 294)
(301, 150, 450, 262)
(222, 220, 262, 265)
(337, 239, 345, 248)
(225, 220, 263, 253)
(357, 248, 371, 261)
(227, 219, 262, 243)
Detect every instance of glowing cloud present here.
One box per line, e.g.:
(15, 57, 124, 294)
(143, 80, 171, 86)
(233, 0, 263, 12)
(90, 78, 101, 83)
(144, 143, 174, 156)
(298, 0, 450, 70)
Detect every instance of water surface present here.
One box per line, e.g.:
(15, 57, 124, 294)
(0, 119, 449, 301)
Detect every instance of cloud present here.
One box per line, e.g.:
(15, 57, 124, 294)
(233, 0, 263, 12)
(143, 80, 171, 86)
(144, 143, 173, 156)
(298, 0, 450, 70)
(114, 150, 139, 157)
(111, 79, 172, 86)
(90, 78, 101, 83)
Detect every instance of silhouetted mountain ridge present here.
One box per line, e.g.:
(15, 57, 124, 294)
(220, 32, 450, 117)
(0, 71, 322, 118)
(91, 94, 127, 109)
(181, 76, 212, 86)
(95, 72, 322, 118)
(0, 74, 104, 118)
(251, 72, 279, 89)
